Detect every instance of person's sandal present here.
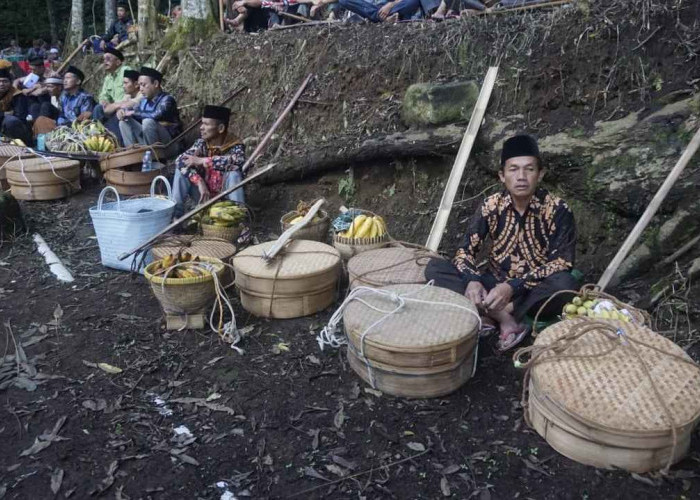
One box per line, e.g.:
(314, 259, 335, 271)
(497, 325, 531, 352)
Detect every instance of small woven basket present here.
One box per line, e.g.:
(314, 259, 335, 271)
(201, 223, 243, 243)
(144, 256, 225, 315)
(280, 210, 331, 242)
(333, 233, 390, 260)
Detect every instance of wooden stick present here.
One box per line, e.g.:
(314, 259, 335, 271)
(117, 73, 314, 261)
(164, 85, 247, 149)
(263, 199, 325, 260)
(659, 234, 700, 267)
(278, 11, 312, 23)
(272, 19, 339, 31)
(57, 39, 88, 74)
(425, 66, 498, 252)
(474, 0, 572, 16)
(597, 127, 700, 290)
(219, 0, 226, 30)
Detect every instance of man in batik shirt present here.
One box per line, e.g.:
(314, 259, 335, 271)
(173, 105, 245, 217)
(57, 66, 95, 126)
(425, 135, 578, 351)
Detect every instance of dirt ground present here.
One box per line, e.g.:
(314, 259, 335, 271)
(1, 166, 699, 500)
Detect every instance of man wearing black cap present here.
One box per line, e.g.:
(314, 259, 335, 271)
(425, 134, 578, 352)
(57, 66, 95, 126)
(0, 69, 31, 145)
(117, 66, 181, 151)
(98, 2, 133, 52)
(173, 105, 245, 217)
(93, 47, 131, 144)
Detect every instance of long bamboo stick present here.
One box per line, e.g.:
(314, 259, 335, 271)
(474, 0, 572, 16)
(425, 66, 499, 252)
(57, 39, 88, 74)
(219, 0, 226, 30)
(278, 11, 312, 23)
(597, 126, 700, 290)
(117, 73, 314, 261)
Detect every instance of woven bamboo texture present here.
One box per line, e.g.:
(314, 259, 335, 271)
(0, 145, 31, 190)
(232, 240, 341, 318)
(201, 223, 242, 243)
(280, 210, 331, 242)
(524, 318, 700, 471)
(347, 247, 439, 289)
(347, 344, 475, 398)
(144, 256, 225, 315)
(333, 233, 390, 260)
(344, 284, 479, 368)
(6, 156, 80, 200)
(152, 236, 236, 286)
(99, 144, 165, 172)
(104, 163, 165, 195)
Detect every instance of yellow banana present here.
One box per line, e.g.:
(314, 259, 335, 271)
(374, 216, 386, 236)
(369, 217, 379, 238)
(355, 216, 374, 239)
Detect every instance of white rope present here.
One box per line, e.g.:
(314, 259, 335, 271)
(317, 282, 482, 388)
(1, 149, 80, 194)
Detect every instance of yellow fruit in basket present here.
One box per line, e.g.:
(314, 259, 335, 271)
(572, 296, 582, 306)
(564, 304, 578, 315)
(355, 216, 374, 239)
(577, 306, 587, 316)
(289, 215, 304, 225)
(583, 300, 595, 310)
(368, 217, 379, 238)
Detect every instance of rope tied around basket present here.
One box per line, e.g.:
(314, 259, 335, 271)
(317, 281, 482, 388)
(1, 149, 80, 195)
(513, 319, 700, 472)
(348, 247, 441, 288)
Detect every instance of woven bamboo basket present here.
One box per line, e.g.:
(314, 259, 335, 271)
(519, 318, 700, 472)
(347, 246, 440, 289)
(342, 284, 479, 397)
(99, 144, 165, 172)
(0, 145, 30, 190)
(144, 256, 225, 315)
(333, 233, 390, 260)
(5, 156, 80, 200)
(104, 162, 165, 195)
(201, 223, 242, 243)
(152, 236, 236, 286)
(280, 210, 331, 242)
(232, 240, 341, 319)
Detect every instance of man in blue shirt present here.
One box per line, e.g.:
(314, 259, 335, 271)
(57, 66, 95, 126)
(117, 66, 181, 153)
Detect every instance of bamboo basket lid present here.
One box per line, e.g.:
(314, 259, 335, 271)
(5, 156, 79, 173)
(531, 319, 700, 434)
(232, 240, 340, 280)
(152, 236, 236, 261)
(347, 247, 439, 289)
(0, 144, 29, 159)
(344, 284, 479, 353)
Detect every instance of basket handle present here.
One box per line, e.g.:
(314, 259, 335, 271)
(97, 186, 121, 211)
(150, 175, 173, 200)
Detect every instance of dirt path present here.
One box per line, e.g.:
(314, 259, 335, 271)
(0, 186, 698, 499)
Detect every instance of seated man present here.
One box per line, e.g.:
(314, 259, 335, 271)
(57, 66, 95, 126)
(173, 105, 245, 217)
(95, 2, 133, 52)
(425, 135, 578, 351)
(92, 47, 131, 144)
(0, 69, 31, 145)
(32, 75, 64, 136)
(117, 66, 181, 152)
(339, 0, 421, 22)
(14, 56, 51, 120)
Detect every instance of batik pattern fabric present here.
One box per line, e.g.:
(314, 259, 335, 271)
(175, 137, 246, 195)
(57, 89, 95, 125)
(453, 188, 576, 296)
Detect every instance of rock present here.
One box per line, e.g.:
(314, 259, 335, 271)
(656, 204, 700, 254)
(610, 244, 653, 288)
(402, 81, 479, 127)
(0, 191, 24, 239)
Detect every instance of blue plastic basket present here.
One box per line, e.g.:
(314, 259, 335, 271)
(89, 176, 175, 272)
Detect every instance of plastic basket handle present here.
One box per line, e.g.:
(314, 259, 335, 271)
(97, 185, 121, 211)
(150, 175, 173, 200)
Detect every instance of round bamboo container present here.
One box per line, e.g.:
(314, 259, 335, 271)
(232, 239, 341, 319)
(333, 233, 390, 260)
(347, 246, 440, 289)
(100, 144, 165, 172)
(144, 256, 225, 315)
(5, 156, 80, 200)
(280, 210, 331, 242)
(104, 163, 165, 195)
(201, 223, 242, 243)
(152, 236, 236, 286)
(524, 318, 700, 472)
(0, 145, 30, 191)
(343, 284, 479, 398)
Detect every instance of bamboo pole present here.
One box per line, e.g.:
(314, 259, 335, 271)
(597, 126, 700, 290)
(474, 0, 572, 16)
(425, 66, 499, 252)
(57, 39, 89, 73)
(117, 73, 314, 261)
(219, 0, 226, 30)
(278, 11, 312, 23)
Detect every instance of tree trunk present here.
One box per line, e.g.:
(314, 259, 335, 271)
(182, 0, 212, 19)
(162, 0, 217, 51)
(46, 0, 59, 43)
(67, 0, 84, 50)
(104, 0, 116, 34)
(137, 0, 158, 54)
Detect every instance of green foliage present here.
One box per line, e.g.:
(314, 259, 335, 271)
(338, 169, 356, 203)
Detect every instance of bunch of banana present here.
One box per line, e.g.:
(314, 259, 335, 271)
(288, 200, 321, 225)
(339, 214, 387, 240)
(72, 119, 106, 136)
(205, 201, 247, 228)
(83, 135, 117, 153)
(150, 252, 211, 279)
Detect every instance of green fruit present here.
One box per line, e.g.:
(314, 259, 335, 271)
(583, 300, 595, 310)
(600, 310, 611, 319)
(564, 304, 578, 315)
(587, 309, 596, 317)
(577, 307, 587, 316)
(572, 297, 583, 306)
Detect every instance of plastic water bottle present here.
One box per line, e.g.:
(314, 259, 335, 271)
(36, 133, 46, 151)
(142, 150, 153, 172)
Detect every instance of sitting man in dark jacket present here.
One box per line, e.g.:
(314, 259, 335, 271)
(57, 66, 95, 126)
(97, 2, 133, 52)
(0, 69, 31, 145)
